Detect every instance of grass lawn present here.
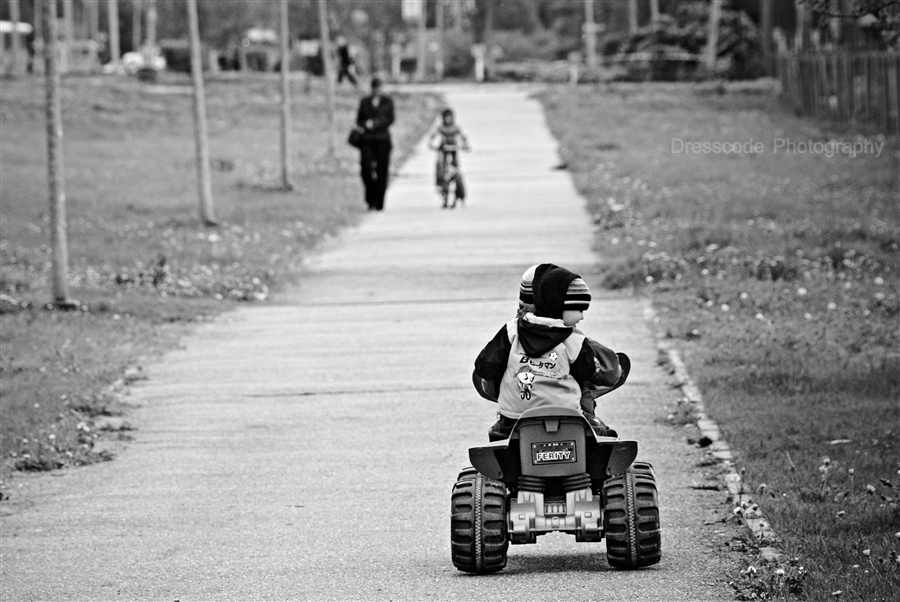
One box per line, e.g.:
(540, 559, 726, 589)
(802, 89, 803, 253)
(539, 82, 899, 601)
(0, 73, 437, 480)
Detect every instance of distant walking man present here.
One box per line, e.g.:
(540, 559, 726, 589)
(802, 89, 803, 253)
(354, 77, 394, 211)
(336, 36, 358, 87)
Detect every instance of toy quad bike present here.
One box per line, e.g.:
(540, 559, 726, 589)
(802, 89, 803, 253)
(450, 354, 661, 574)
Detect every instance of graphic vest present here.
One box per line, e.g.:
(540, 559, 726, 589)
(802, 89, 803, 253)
(497, 319, 585, 418)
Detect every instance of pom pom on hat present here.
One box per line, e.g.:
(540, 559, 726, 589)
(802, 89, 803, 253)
(518, 264, 539, 313)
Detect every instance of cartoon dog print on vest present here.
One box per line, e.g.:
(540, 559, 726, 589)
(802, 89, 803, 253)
(516, 367, 536, 400)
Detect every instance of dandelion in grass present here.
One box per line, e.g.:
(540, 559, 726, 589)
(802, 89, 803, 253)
(720, 303, 730, 312)
(862, 549, 871, 557)
(819, 457, 832, 500)
(827, 302, 838, 310)
(804, 312, 813, 320)
(874, 292, 885, 301)
(797, 287, 808, 296)
(739, 292, 749, 301)
(874, 277, 884, 285)
(755, 313, 766, 321)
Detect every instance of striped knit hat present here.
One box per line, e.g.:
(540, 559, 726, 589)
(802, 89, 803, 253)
(532, 264, 591, 319)
(565, 277, 591, 311)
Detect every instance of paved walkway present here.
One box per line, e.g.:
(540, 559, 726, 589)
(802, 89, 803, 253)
(1, 85, 740, 601)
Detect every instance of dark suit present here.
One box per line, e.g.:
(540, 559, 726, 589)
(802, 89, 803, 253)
(356, 93, 394, 211)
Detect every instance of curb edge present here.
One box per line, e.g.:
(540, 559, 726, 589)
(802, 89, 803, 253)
(643, 300, 784, 563)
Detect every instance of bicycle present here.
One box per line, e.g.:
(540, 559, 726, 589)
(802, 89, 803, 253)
(432, 143, 469, 209)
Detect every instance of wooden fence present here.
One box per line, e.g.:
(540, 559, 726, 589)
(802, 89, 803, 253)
(777, 52, 900, 136)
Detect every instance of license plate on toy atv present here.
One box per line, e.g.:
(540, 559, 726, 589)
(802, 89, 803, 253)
(531, 440, 576, 465)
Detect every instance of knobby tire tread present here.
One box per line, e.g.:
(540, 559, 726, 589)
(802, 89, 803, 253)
(450, 468, 509, 574)
(603, 463, 661, 569)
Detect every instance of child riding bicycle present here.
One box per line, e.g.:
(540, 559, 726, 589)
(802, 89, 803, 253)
(428, 108, 470, 208)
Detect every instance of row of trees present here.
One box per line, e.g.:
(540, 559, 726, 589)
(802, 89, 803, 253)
(4, 2, 896, 79)
(33, 0, 340, 308)
(11, 0, 900, 306)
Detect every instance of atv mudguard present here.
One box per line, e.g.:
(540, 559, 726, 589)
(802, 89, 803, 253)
(469, 407, 637, 487)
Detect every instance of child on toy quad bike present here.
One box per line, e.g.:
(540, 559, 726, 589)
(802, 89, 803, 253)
(514, 264, 620, 437)
(428, 108, 470, 208)
(473, 263, 622, 441)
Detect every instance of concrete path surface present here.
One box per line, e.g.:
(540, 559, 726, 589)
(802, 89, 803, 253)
(1, 85, 742, 601)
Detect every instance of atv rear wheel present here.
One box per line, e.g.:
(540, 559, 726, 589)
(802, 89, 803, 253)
(603, 461, 661, 569)
(450, 467, 509, 574)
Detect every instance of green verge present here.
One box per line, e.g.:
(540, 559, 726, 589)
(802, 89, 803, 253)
(539, 82, 899, 601)
(0, 73, 438, 480)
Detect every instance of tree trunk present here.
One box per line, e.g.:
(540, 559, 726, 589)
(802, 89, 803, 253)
(372, 29, 385, 74)
(43, 0, 74, 307)
(32, 0, 44, 74)
(483, 0, 493, 77)
(279, 0, 294, 190)
(706, 0, 723, 72)
(650, 0, 660, 26)
(7, 0, 21, 76)
(435, 0, 444, 79)
(186, 0, 216, 225)
(794, 0, 808, 51)
(145, 0, 157, 48)
(829, 0, 842, 45)
(628, 0, 638, 33)
(584, 0, 596, 69)
(316, 0, 337, 154)
(761, 0, 773, 74)
(416, 0, 426, 81)
(132, 0, 142, 52)
(62, 0, 73, 73)
(87, 0, 100, 41)
(523, 0, 542, 33)
(107, 0, 120, 62)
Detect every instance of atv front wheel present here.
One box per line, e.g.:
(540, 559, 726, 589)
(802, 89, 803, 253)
(450, 467, 509, 574)
(603, 461, 661, 569)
